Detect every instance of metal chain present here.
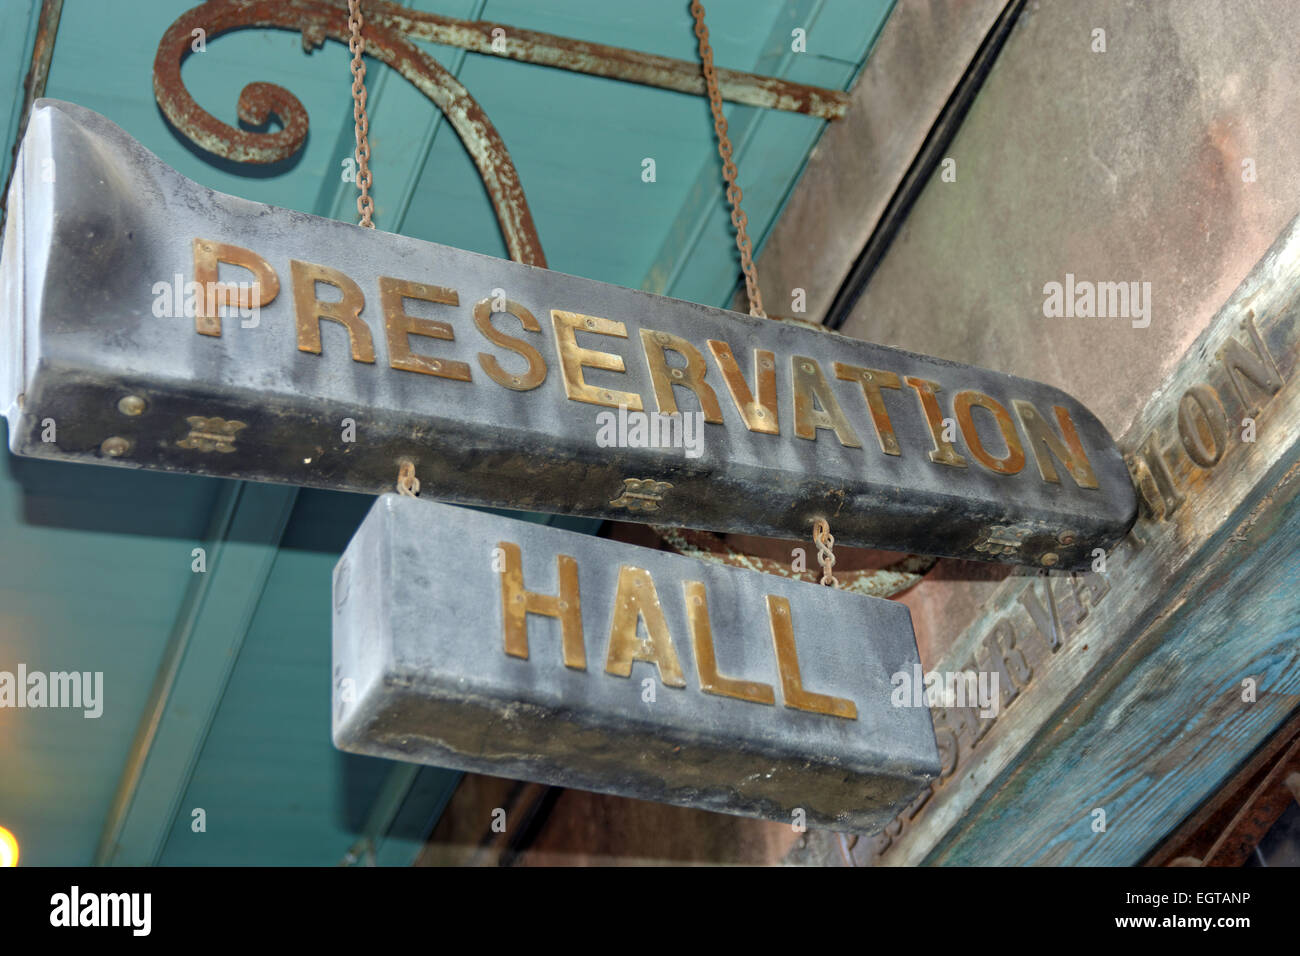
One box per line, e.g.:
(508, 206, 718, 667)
(812, 519, 838, 587)
(396, 461, 420, 497)
(690, 0, 766, 319)
(348, 0, 375, 228)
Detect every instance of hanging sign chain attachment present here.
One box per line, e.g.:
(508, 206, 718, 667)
(690, 0, 766, 319)
(348, 0, 375, 228)
(396, 461, 420, 497)
(813, 519, 839, 587)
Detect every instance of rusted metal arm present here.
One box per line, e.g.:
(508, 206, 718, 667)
(154, 0, 852, 260)
(363, 1, 851, 120)
(154, 0, 545, 265)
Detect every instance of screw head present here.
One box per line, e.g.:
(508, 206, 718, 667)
(1040, 552, 1059, 567)
(101, 436, 130, 458)
(117, 395, 146, 416)
(1058, 531, 1076, 545)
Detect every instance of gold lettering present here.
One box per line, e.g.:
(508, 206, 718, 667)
(904, 376, 966, 467)
(639, 330, 723, 423)
(707, 341, 779, 434)
(1217, 315, 1283, 417)
(791, 356, 861, 447)
(685, 581, 775, 705)
(954, 390, 1025, 475)
(290, 260, 375, 363)
(551, 310, 643, 410)
(380, 277, 470, 382)
(834, 363, 902, 456)
(766, 595, 856, 719)
(1177, 384, 1229, 468)
(192, 239, 280, 337)
(605, 566, 685, 687)
(498, 541, 585, 670)
(473, 298, 547, 390)
(1012, 400, 1099, 489)
(1128, 432, 1183, 519)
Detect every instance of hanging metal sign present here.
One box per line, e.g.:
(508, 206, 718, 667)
(1, 101, 1137, 567)
(332, 494, 939, 832)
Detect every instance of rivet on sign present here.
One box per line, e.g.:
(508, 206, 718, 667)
(800, 362, 814, 373)
(655, 332, 671, 345)
(430, 360, 441, 370)
(671, 368, 684, 379)
(117, 394, 146, 416)
(1041, 552, 1059, 567)
(101, 436, 131, 457)
(585, 319, 596, 329)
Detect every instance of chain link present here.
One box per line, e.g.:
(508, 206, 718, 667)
(348, 0, 375, 228)
(812, 519, 838, 587)
(396, 461, 420, 497)
(690, 0, 766, 319)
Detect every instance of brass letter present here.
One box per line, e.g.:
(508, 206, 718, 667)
(1128, 431, 1183, 518)
(290, 259, 375, 363)
(380, 277, 471, 382)
(473, 298, 547, 390)
(640, 330, 723, 423)
(904, 376, 966, 467)
(685, 581, 775, 705)
(792, 356, 862, 447)
(708, 341, 779, 434)
(767, 595, 857, 719)
(1217, 315, 1283, 417)
(1177, 384, 1229, 468)
(605, 566, 685, 687)
(1012, 400, 1099, 489)
(551, 310, 643, 410)
(192, 238, 280, 337)
(498, 541, 585, 670)
(954, 390, 1025, 475)
(834, 363, 902, 456)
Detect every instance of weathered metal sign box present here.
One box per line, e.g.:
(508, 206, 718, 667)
(1, 101, 1136, 567)
(332, 495, 939, 831)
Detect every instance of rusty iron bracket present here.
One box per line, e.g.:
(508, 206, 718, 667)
(154, 0, 547, 265)
(154, 0, 853, 267)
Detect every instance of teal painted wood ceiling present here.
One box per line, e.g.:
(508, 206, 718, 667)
(0, 0, 894, 865)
